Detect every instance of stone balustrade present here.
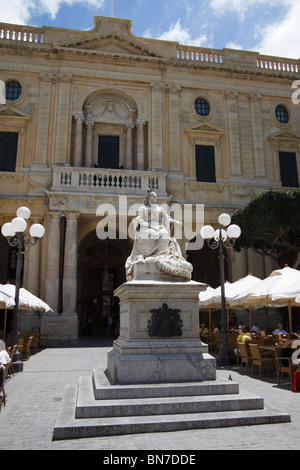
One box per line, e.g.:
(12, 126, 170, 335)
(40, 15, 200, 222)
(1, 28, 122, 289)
(51, 166, 167, 196)
(257, 54, 299, 73)
(0, 23, 44, 43)
(177, 45, 223, 64)
(176, 45, 300, 74)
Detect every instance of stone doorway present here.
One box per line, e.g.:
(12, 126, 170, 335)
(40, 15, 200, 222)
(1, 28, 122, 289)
(77, 230, 132, 336)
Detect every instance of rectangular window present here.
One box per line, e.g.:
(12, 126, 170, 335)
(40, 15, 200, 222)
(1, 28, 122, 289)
(98, 135, 120, 169)
(279, 151, 299, 188)
(0, 132, 18, 172)
(195, 145, 216, 182)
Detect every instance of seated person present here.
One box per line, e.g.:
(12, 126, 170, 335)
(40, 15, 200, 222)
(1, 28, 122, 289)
(273, 323, 287, 335)
(199, 323, 209, 337)
(234, 327, 252, 356)
(251, 321, 261, 332)
(0, 340, 10, 369)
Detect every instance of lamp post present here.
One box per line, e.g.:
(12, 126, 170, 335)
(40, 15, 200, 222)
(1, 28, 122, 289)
(200, 213, 241, 366)
(1, 207, 45, 372)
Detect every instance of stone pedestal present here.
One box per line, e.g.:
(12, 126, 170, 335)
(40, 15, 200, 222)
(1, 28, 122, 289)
(106, 264, 216, 384)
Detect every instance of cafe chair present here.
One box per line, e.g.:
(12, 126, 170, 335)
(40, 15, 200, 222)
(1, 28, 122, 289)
(0, 367, 6, 411)
(208, 332, 221, 353)
(19, 335, 33, 361)
(275, 347, 293, 388)
(5, 344, 16, 380)
(249, 343, 274, 378)
(39, 333, 49, 348)
(238, 341, 252, 374)
(28, 331, 39, 354)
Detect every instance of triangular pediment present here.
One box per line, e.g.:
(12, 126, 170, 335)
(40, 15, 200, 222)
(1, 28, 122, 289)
(185, 122, 225, 136)
(267, 130, 300, 142)
(0, 105, 31, 120)
(55, 31, 162, 58)
(53, 16, 163, 58)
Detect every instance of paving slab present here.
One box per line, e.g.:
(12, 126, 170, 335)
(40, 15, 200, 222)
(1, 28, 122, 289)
(0, 336, 299, 450)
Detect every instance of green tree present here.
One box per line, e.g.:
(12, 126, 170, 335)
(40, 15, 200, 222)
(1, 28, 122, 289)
(231, 189, 300, 269)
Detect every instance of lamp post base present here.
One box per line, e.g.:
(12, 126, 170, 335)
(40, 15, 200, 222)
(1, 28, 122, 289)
(12, 350, 23, 373)
(217, 347, 234, 366)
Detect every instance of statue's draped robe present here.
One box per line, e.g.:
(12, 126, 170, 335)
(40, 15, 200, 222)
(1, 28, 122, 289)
(126, 204, 193, 280)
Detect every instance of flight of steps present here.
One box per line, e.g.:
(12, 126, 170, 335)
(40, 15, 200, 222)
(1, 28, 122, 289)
(53, 369, 291, 440)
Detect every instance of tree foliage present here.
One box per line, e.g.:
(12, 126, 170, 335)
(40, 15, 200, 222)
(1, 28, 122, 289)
(231, 189, 300, 268)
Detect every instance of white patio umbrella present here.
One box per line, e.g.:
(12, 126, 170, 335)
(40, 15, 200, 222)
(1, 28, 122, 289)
(230, 266, 300, 333)
(199, 286, 218, 330)
(0, 290, 15, 339)
(0, 284, 52, 312)
(199, 285, 218, 308)
(0, 283, 52, 338)
(270, 278, 300, 304)
(207, 275, 262, 328)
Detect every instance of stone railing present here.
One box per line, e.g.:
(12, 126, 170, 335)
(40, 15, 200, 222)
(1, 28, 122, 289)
(0, 23, 44, 44)
(176, 45, 300, 74)
(256, 54, 299, 73)
(177, 45, 223, 64)
(51, 166, 167, 196)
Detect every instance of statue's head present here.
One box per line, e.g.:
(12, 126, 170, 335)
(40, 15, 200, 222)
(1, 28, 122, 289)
(144, 188, 157, 205)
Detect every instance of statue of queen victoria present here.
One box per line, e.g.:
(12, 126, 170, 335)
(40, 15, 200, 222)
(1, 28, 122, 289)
(125, 189, 193, 281)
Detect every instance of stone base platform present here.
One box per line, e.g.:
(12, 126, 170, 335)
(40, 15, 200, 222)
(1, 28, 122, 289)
(106, 339, 216, 384)
(53, 369, 291, 441)
(106, 266, 215, 384)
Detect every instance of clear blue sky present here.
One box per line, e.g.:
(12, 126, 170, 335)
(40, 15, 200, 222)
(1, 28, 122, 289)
(1, 0, 300, 59)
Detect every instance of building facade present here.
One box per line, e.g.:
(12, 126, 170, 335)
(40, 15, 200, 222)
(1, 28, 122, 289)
(0, 16, 299, 339)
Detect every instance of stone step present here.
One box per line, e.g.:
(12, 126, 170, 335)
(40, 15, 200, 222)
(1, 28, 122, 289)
(92, 369, 240, 399)
(53, 383, 291, 441)
(77, 376, 263, 419)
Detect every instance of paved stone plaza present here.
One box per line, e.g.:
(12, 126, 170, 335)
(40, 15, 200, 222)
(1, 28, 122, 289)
(0, 337, 299, 450)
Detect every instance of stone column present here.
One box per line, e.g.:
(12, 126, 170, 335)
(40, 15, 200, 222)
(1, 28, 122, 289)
(45, 213, 61, 311)
(247, 249, 264, 279)
(62, 213, 79, 313)
(34, 74, 53, 166)
(150, 82, 164, 170)
(230, 248, 248, 282)
(226, 90, 241, 176)
(54, 75, 73, 164)
(136, 120, 145, 170)
(168, 86, 181, 172)
(125, 124, 134, 169)
(249, 93, 265, 177)
(74, 114, 84, 167)
(239, 94, 253, 176)
(85, 120, 94, 167)
(25, 217, 44, 296)
(272, 143, 282, 186)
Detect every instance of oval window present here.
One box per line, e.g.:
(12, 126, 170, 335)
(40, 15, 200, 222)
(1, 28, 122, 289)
(275, 105, 289, 124)
(194, 97, 210, 117)
(5, 80, 22, 101)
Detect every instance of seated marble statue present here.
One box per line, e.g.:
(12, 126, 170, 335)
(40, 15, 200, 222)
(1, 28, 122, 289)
(125, 189, 193, 281)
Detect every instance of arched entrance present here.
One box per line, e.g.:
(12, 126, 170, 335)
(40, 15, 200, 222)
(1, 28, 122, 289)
(77, 230, 132, 336)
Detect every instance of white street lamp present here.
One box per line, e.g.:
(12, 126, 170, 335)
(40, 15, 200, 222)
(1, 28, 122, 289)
(16, 206, 31, 219)
(1, 207, 45, 372)
(29, 223, 45, 239)
(200, 213, 241, 366)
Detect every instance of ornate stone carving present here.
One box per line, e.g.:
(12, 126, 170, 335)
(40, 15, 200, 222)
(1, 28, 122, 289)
(147, 303, 183, 337)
